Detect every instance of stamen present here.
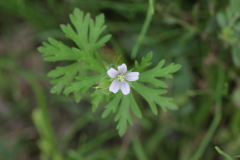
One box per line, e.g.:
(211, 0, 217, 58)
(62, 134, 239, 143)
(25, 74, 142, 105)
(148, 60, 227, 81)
(117, 74, 125, 82)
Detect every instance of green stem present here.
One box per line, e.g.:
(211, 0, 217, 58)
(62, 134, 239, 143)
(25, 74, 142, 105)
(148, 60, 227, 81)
(190, 69, 224, 160)
(190, 98, 222, 160)
(131, 0, 155, 59)
(215, 146, 233, 160)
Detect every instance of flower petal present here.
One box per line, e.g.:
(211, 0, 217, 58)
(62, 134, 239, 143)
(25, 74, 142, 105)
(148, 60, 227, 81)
(109, 79, 121, 93)
(125, 72, 139, 81)
(120, 81, 130, 95)
(107, 68, 118, 78)
(118, 63, 127, 73)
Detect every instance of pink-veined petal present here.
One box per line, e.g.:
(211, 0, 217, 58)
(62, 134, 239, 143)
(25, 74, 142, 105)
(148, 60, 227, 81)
(120, 81, 130, 95)
(109, 79, 121, 93)
(125, 72, 139, 81)
(107, 68, 118, 78)
(118, 63, 127, 73)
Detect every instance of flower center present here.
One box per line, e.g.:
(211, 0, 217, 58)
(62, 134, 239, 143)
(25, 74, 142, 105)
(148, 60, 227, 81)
(117, 74, 125, 82)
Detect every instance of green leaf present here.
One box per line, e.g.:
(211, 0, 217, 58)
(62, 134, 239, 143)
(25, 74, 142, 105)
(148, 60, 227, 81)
(39, 8, 111, 98)
(72, 48, 104, 73)
(64, 75, 102, 103)
(38, 38, 79, 62)
(60, 8, 111, 54)
(48, 63, 81, 94)
(102, 93, 122, 118)
(73, 90, 83, 103)
(129, 92, 142, 118)
(139, 60, 181, 88)
(135, 52, 152, 72)
(64, 75, 103, 95)
(115, 95, 133, 136)
(215, 146, 233, 160)
(134, 82, 177, 114)
(91, 91, 105, 112)
(101, 92, 142, 136)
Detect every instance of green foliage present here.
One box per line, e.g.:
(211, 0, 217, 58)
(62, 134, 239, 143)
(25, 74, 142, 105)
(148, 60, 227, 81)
(101, 92, 142, 136)
(135, 83, 175, 114)
(134, 52, 152, 72)
(91, 91, 105, 112)
(64, 75, 103, 102)
(139, 57, 181, 88)
(3, 0, 240, 159)
(61, 8, 111, 54)
(38, 8, 111, 97)
(38, 8, 180, 136)
(99, 53, 180, 135)
(135, 53, 180, 113)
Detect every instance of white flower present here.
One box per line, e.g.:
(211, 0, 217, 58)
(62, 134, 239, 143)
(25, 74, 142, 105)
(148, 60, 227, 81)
(107, 63, 139, 95)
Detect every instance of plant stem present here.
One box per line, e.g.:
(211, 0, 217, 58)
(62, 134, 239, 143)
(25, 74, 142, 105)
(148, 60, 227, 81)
(131, 0, 155, 59)
(190, 98, 222, 160)
(190, 69, 224, 160)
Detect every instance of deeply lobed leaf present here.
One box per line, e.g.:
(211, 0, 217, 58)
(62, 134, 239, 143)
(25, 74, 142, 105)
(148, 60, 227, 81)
(133, 53, 180, 116)
(101, 92, 142, 136)
(60, 8, 111, 54)
(139, 60, 181, 88)
(39, 8, 180, 137)
(38, 38, 79, 62)
(48, 63, 81, 94)
(64, 75, 103, 95)
(39, 8, 111, 99)
(134, 83, 171, 114)
(135, 52, 152, 71)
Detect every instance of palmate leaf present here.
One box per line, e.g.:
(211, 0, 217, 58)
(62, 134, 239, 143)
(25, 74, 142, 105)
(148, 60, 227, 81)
(134, 83, 177, 114)
(38, 8, 111, 97)
(60, 8, 111, 54)
(134, 53, 181, 114)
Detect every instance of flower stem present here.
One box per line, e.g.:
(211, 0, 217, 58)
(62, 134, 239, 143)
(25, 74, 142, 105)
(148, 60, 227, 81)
(131, 0, 155, 59)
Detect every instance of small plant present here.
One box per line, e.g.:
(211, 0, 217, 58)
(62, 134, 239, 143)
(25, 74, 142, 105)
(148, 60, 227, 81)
(38, 8, 181, 136)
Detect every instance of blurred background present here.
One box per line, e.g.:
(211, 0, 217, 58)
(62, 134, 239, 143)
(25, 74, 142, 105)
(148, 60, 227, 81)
(0, 0, 240, 159)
